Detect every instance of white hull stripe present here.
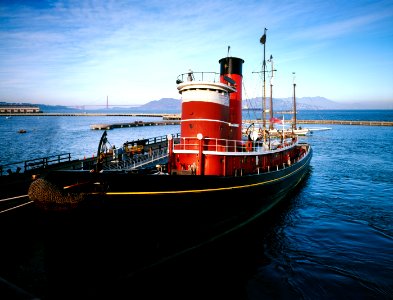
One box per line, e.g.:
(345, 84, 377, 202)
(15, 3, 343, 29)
(181, 118, 239, 127)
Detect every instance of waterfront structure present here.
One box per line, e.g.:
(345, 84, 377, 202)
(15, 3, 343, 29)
(0, 104, 41, 114)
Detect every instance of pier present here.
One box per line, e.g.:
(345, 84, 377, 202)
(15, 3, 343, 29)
(89, 116, 393, 129)
(90, 120, 180, 130)
(0, 112, 180, 117)
(3, 112, 392, 127)
(244, 119, 393, 127)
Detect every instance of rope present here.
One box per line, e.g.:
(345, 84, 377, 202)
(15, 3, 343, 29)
(28, 178, 85, 211)
(0, 194, 29, 202)
(0, 200, 33, 214)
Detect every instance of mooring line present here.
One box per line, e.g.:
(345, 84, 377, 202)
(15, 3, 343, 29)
(0, 194, 29, 202)
(0, 198, 33, 214)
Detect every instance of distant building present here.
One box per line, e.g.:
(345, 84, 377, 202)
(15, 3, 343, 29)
(0, 104, 41, 114)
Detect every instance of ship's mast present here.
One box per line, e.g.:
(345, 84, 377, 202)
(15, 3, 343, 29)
(292, 72, 297, 131)
(268, 55, 276, 130)
(260, 28, 267, 135)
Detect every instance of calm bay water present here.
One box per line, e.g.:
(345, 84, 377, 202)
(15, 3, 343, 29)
(0, 115, 177, 166)
(1, 110, 393, 299)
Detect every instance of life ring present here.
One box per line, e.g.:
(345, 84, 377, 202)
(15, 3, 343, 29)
(246, 141, 253, 151)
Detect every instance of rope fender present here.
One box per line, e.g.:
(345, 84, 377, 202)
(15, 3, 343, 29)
(28, 178, 85, 211)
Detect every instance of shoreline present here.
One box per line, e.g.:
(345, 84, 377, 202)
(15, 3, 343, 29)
(1, 112, 178, 117)
(3, 113, 392, 126)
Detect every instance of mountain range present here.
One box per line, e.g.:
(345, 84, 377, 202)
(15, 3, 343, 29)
(114, 96, 392, 112)
(2, 96, 392, 113)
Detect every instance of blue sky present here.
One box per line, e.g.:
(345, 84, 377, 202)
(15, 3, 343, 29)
(1, 0, 392, 108)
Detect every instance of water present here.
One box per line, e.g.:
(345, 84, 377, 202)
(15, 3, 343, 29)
(243, 109, 393, 122)
(0, 115, 179, 166)
(255, 124, 393, 299)
(1, 110, 393, 299)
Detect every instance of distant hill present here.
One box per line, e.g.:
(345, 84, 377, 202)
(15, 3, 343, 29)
(132, 96, 393, 111)
(132, 96, 392, 112)
(244, 96, 338, 110)
(2, 96, 392, 113)
(111, 96, 349, 112)
(37, 104, 78, 112)
(136, 98, 181, 112)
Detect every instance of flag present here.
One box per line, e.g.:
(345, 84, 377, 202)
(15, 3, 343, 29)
(260, 28, 267, 45)
(270, 117, 283, 124)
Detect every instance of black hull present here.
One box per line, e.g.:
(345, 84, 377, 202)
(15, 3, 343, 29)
(2, 148, 312, 299)
(31, 146, 312, 242)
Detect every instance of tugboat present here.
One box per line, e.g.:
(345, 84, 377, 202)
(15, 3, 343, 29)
(28, 30, 312, 253)
(3, 31, 313, 298)
(29, 36, 312, 222)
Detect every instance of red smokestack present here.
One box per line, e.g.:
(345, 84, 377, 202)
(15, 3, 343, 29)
(219, 57, 244, 140)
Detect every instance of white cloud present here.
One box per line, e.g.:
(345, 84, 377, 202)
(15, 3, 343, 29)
(0, 0, 392, 106)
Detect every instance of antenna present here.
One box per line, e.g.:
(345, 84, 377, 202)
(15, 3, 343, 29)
(260, 28, 268, 136)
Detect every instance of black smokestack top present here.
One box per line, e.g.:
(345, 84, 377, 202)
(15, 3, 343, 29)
(219, 57, 244, 76)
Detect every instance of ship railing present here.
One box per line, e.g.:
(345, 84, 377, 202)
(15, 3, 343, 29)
(176, 71, 220, 84)
(173, 136, 242, 152)
(0, 153, 72, 176)
(123, 133, 179, 148)
(0, 134, 179, 175)
(172, 136, 297, 153)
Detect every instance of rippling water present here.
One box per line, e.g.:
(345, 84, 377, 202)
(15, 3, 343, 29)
(0, 115, 179, 165)
(251, 124, 393, 299)
(1, 110, 392, 299)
